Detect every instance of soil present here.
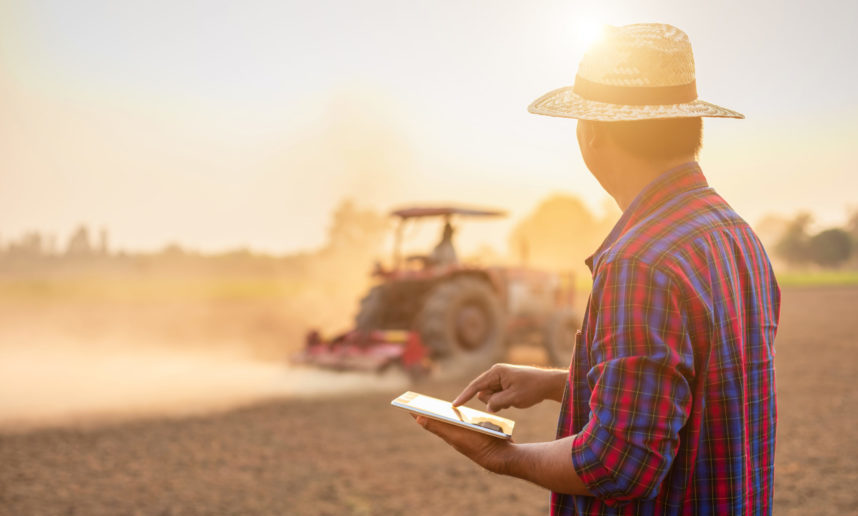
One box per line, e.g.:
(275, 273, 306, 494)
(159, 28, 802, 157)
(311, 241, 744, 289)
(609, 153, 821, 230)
(1, 286, 856, 515)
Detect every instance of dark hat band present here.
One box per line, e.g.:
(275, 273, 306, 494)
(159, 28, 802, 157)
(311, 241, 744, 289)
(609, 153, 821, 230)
(573, 75, 698, 106)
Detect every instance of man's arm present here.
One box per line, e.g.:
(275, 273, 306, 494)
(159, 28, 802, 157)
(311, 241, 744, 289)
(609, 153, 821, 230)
(414, 416, 592, 496)
(562, 258, 693, 502)
(507, 437, 592, 494)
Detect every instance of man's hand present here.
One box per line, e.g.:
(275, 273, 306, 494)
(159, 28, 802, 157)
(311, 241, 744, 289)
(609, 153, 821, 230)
(413, 415, 593, 496)
(413, 415, 514, 474)
(453, 363, 567, 412)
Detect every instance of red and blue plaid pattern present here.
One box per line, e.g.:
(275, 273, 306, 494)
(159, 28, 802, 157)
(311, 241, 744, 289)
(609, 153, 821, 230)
(552, 162, 780, 515)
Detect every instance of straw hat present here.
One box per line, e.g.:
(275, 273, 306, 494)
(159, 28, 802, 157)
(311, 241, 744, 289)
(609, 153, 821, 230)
(528, 23, 744, 121)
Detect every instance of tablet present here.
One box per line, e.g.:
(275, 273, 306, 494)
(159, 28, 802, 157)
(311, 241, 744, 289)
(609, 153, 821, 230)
(391, 391, 515, 439)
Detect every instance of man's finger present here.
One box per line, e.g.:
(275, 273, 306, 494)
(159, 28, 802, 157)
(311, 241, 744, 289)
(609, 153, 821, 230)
(477, 390, 492, 404)
(415, 416, 448, 439)
(416, 416, 458, 442)
(453, 366, 500, 406)
(486, 388, 517, 413)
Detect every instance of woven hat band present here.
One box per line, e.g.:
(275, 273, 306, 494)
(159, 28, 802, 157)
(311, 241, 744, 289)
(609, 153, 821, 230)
(573, 76, 698, 106)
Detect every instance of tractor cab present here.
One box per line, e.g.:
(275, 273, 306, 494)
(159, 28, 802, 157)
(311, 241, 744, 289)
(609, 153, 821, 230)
(373, 206, 506, 279)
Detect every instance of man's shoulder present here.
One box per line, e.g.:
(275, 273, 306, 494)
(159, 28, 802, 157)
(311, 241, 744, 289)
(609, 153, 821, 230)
(600, 188, 751, 272)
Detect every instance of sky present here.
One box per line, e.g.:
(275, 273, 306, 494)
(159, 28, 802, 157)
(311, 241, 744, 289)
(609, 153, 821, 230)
(1, 0, 856, 254)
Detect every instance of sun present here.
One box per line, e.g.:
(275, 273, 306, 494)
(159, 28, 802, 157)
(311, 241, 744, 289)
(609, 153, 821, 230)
(574, 18, 607, 50)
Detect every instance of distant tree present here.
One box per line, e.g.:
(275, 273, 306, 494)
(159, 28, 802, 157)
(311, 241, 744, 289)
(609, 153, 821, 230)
(66, 225, 93, 257)
(807, 228, 852, 268)
(161, 243, 186, 257)
(846, 209, 858, 268)
(509, 194, 618, 272)
(308, 200, 390, 326)
(847, 209, 858, 244)
(98, 228, 109, 255)
(324, 199, 389, 256)
(7, 232, 46, 257)
(45, 234, 58, 255)
(774, 213, 812, 267)
(755, 214, 791, 253)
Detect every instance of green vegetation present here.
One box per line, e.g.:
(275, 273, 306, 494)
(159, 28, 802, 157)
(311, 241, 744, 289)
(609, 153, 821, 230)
(0, 276, 309, 302)
(0, 199, 388, 305)
(775, 270, 858, 287)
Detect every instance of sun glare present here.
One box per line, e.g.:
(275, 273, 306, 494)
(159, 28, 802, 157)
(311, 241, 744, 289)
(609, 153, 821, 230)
(574, 18, 606, 50)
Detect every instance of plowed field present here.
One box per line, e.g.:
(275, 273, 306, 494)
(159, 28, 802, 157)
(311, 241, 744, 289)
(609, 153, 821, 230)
(1, 286, 856, 515)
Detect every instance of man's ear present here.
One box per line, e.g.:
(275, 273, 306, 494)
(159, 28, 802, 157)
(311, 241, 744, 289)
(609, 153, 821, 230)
(589, 121, 608, 148)
(577, 120, 604, 151)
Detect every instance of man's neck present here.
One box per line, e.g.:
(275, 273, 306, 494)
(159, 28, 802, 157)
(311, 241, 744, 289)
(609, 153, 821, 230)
(603, 156, 696, 211)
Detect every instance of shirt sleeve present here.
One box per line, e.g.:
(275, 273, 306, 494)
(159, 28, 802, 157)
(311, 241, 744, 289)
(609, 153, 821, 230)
(571, 258, 694, 503)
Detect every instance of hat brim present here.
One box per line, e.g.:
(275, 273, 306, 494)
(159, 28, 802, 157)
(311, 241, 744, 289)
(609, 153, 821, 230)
(528, 86, 744, 121)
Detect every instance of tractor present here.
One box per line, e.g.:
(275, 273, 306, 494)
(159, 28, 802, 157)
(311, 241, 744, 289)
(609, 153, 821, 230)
(294, 205, 580, 375)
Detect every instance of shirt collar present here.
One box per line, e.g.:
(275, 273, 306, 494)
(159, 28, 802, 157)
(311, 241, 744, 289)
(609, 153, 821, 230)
(585, 161, 709, 275)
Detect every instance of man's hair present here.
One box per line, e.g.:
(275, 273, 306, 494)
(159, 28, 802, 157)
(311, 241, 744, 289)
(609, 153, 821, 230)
(598, 117, 703, 160)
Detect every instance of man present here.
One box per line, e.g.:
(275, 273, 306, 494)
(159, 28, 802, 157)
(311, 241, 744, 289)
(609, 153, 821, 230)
(429, 219, 458, 267)
(414, 23, 780, 514)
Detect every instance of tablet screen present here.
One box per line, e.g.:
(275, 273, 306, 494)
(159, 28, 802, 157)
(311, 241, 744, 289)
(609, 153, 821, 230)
(391, 391, 515, 439)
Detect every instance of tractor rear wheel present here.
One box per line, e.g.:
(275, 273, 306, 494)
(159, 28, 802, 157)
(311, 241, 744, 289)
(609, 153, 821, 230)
(417, 277, 505, 372)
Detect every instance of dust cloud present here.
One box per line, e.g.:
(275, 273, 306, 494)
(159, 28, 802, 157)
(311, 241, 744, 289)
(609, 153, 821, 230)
(0, 345, 407, 430)
(0, 181, 615, 433)
(0, 197, 400, 431)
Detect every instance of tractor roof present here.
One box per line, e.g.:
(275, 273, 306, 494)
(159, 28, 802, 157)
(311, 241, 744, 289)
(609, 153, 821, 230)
(390, 206, 507, 219)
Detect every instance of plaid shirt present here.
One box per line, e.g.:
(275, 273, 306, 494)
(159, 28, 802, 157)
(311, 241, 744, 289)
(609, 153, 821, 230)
(552, 162, 780, 515)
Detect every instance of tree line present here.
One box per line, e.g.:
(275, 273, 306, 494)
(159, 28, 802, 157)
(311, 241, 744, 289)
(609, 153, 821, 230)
(3, 201, 856, 273)
(769, 211, 858, 269)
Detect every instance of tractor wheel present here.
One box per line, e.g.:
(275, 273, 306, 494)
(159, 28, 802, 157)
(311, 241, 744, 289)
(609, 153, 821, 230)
(543, 310, 579, 367)
(355, 286, 384, 330)
(417, 277, 505, 373)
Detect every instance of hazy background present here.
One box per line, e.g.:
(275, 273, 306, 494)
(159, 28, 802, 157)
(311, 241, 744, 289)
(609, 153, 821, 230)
(1, 3, 858, 515)
(1, 0, 857, 427)
(2, 0, 857, 256)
